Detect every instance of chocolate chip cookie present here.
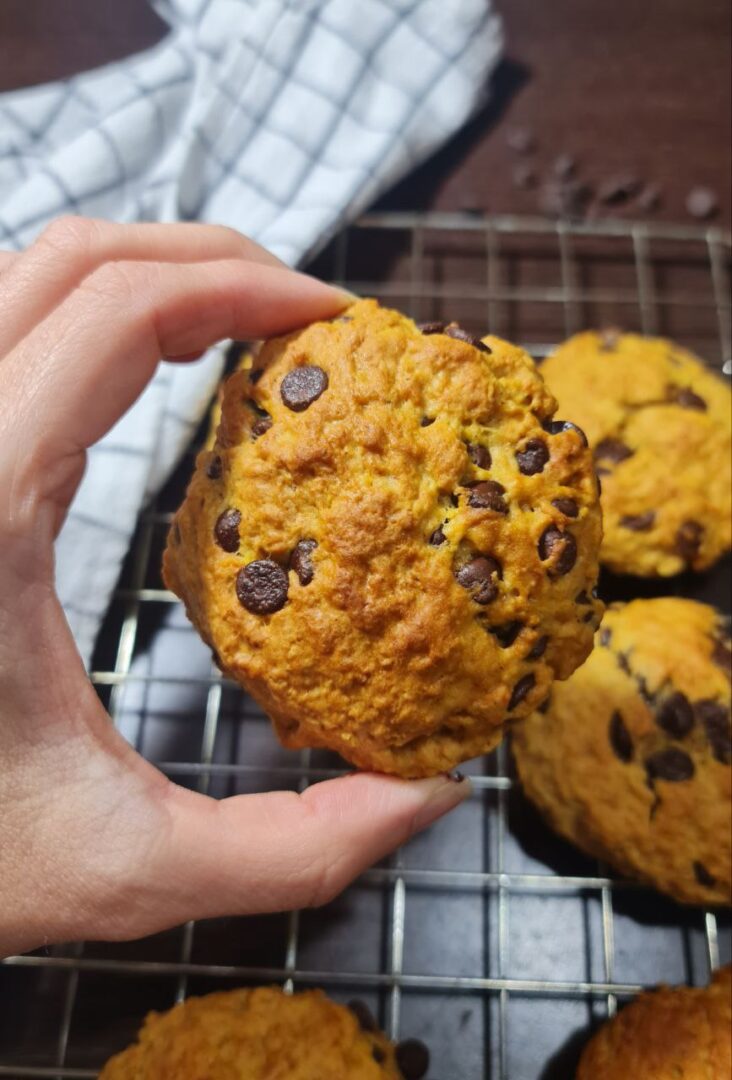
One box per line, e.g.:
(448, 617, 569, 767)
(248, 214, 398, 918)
(513, 598, 731, 905)
(577, 966, 731, 1079)
(99, 986, 427, 1079)
(540, 331, 732, 576)
(164, 300, 602, 777)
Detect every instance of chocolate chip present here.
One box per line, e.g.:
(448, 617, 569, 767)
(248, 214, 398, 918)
(599, 627, 612, 647)
(696, 700, 731, 764)
(417, 320, 446, 334)
(655, 692, 695, 738)
(669, 385, 707, 411)
(609, 711, 633, 762)
(420, 416, 435, 427)
(491, 621, 523, 648)
(506, 126, 536, 153)
(289, 539, 317, 586)
(617, 652, 632, 676)
(372, 1045, 386, 1064)
(538, 526, 577, 576)
(214, 508, 241, 552)
(597, 174, 641, 205)
(449, 492, 460, 508)
(645, 747, 695, 782)
(527, 634, 549, 660)
(280, 365, 328, 411)
(620, 511, 655, 532)
(468, 480, 508, 513)
(236, 559, 289, 614)
(575, 590, 591, 605)
(711, 637, 732, 676)
(539, 178, 592, 220)
(429, 525, 446, 546)
(552, 497, 579, 517)
(444, 323, 491, 353)
(347, 999, 377, 1033)
(467, 442, 491, 469)
(594, 438, 634, 464)
(541, 418, 589, 447)
(455, 556, 502, 604)
(636, 675, 655, 706)
(251, 414, 273, 438)
(206, 455, 222, 479)
(513, 163, 537, 189)
(395, 1039, 430, 1080)
(686, 186, 718, 220)
(675, 520, 704, 563)
(509, 673, 536, 711)
(693, 861, 716, 888)
(516, 438, 549, 475)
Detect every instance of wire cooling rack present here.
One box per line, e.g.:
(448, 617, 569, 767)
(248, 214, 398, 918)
(1, 212, 731, 1080)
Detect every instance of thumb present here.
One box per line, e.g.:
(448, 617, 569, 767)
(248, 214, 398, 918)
(107, 772, 472, 940)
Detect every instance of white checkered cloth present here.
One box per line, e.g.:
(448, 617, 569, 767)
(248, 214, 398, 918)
(0, 0, 502, 666)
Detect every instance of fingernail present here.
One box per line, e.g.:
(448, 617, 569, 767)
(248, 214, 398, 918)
(411, 773, 472, 833)
(335, 286, 360, 303)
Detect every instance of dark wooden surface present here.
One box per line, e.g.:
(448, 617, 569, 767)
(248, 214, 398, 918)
(0, 0, 729, 226)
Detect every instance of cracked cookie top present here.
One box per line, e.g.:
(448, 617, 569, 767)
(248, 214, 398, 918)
(541, 331, 732, 576)
(513, 597, 732, 905)
(163, 299, 603, 777)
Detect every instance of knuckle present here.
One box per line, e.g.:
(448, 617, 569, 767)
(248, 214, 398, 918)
(301, 847, 349, 910)
(205, 223, 257, 261)
(217, 223, 250, 250)
(81, 260, 147, 306)
(36, 215, 102, 258)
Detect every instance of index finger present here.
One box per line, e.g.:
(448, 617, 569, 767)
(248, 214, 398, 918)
(0, 218, 287, 358)
(4, 257, 351, 465)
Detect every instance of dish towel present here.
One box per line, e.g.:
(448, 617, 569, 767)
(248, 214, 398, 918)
(0, 0, 503, 667)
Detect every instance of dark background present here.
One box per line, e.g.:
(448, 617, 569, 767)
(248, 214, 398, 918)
(1, 0, 730, 226)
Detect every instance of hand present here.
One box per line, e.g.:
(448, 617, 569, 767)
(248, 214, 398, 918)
(0, 218, 471, 957)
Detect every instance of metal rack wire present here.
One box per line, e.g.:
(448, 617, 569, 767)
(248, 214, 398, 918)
(1, 212, 730, 1079)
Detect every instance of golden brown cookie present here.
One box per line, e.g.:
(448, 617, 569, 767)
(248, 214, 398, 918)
(540, 331, 732, 576)
(577, 966, 732, 1079)
(513, 598, 732, 905)
(99, 987, 421, 1079)
(164, 300, 603, 777)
